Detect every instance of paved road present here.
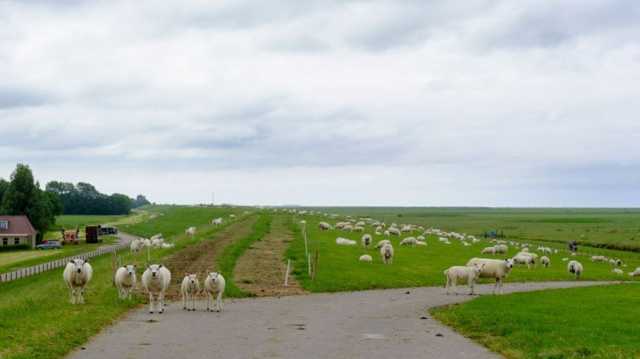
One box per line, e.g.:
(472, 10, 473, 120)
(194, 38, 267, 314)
(68, 281, 614, 359)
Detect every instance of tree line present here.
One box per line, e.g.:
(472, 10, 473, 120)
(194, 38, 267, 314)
(0, 163, 150, 240)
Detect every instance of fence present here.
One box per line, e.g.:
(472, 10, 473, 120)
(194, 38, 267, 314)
(0, 242, 130, 283)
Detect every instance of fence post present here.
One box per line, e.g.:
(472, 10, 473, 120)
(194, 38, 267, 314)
(284, 259, 291, 287)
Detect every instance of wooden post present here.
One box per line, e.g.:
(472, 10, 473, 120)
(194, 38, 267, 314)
(312, 250, 319, 280)
(284, 259, 291, 287)
(307, 253, 312, 276)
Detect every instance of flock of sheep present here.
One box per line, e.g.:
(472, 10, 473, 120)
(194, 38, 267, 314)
(312, 214, 640, 296)
(62, 215, 237, 313)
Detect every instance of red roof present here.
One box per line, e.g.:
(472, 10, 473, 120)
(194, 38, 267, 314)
(0, 215, 37, 236)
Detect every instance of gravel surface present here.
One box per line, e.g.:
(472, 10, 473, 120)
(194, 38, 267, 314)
(68, 281, 614, 359)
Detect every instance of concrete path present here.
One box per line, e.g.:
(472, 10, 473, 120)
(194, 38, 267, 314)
(68, 281, 614, 359)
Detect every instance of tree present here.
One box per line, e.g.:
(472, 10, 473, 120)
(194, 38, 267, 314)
(1, 164, 57, 241)
(133, 194, 151, 208)
(0, 178, 8, 202)
(45, 181, 139, 215)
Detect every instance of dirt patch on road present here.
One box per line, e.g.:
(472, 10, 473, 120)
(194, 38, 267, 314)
(234, 216, 306, 297)
(162, 217, 257, 299)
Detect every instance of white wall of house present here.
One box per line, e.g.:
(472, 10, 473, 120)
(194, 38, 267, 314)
(1, 235, 35, 248)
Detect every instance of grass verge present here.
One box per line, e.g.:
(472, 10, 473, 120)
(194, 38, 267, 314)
(430, 284, 640, 359)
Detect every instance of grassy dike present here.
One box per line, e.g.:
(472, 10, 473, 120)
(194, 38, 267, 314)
(0, 206, 241, 359)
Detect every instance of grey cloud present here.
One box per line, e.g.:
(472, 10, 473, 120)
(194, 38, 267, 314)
(0, 88, 51, 108)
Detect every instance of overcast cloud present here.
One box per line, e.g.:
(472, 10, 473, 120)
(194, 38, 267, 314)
(1, 0, 639, 206)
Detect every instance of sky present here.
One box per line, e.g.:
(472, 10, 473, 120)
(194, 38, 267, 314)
(1, 0, 639, 207)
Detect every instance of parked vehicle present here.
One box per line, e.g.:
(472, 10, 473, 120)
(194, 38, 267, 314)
(36, 240, 62, 250)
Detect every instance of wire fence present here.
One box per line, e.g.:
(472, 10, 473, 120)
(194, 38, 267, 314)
(0, 242, 130, 283)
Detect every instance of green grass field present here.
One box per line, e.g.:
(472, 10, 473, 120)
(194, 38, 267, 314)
(0, 205, 244, 359)
(287, 215, 640, 293)
(431, 284, 640, 358)
(304, 207, 640, 252)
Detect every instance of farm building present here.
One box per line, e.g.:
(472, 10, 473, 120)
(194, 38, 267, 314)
(0, 215, 38, 249)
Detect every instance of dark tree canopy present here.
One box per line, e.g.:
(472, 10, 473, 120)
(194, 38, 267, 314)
(0, 164, 60, 240)
(133, 194, 151, 208)
(45, 181, 139, 215)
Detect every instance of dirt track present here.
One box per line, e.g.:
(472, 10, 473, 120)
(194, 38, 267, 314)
(67, 281, 616, 359)
(162, 217, 256, 299)
(234, 215, 306, 297)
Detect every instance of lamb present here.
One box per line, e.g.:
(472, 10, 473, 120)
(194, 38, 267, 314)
(185, 226, 197, 236)
(181, 273, 200, 311)
(361, 234, 372, 247)
(203, 272, 225, 312)
(114, 264, 137, 299)
(63, 258, 93, 304)
(375, 239, 391, 249)
(359, 254, 373, 263)
(400, 237, 418, 246)
(540, 256, 551, 268)
(512, 253, 536, 269)
(444, 263, 485, 295)
(318, 222, 332, 231)
(567, 260, 583, 279)
(336, 237, 357, 246)
(466, 258, 515, 294)
(380, 243, 394, 264)
(481, 246, 497, 255)
(142, 264, 171, 314)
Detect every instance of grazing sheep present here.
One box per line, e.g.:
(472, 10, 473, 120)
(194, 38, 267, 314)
(336, 237, 357, 246)
(361, 234, 372, 247)
(613, 268, 624, 275)
(114, 264, 137, 299)
(359, 254, 373, 263)
(567, 260, 583, 279)
(375, 239, 391, 249)
(142, 238, 151, 247)
(212, 218, 223, 225)
(540, 256, 551, 268)
(591, 255, 608, 262)
(161, 243, 175, 249)
(63, 258, 93, 304)
(629, 267, 640, 277)
(181, 274, 200, 311)
(130, 239, 142, 254)
(151, 237, 164, 248)
(466, 258, 515, 294)
(380, 243, 394, 264)
(343, 225, 354, 232)
(494, 244, 508, 254)
(417, 235, 425, 241)
(203, 272, 225, 312)
(383, 230, 390, 237)
(318, 222, 332, 231)
(229, 214, 236, 219)
(416, 240, 427, 246)
(512, 253, 536, 269)
(142, 264, 171, 314)
(400, 237, 417, 246)
(185, 226, 197, 236)
(481, 246, 497, 255)
(611, 258, 623, 267)
(444, 263, 485, 295)
(387, 227, 401, 236)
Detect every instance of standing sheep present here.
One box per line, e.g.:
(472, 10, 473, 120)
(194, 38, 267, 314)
(540, 256, 551, 268)
(203, 272, 226, 312)
(512, 253, 536, 269)
(481, 246, 497, 255)
(130, 239, 142, 254)
(185, 226, 197, 236)
(466, 258, 515, 295)
(63, 258, 93, 304)
(114, 264, 137, 299)
(142, 264, 171, 314)
(400, 237, 418, 246)
(318, 222, 332, 231)
(361, 234, 372, 247)
(375, 239, 391, 249)
(567, 260, 583, 279)
(380, 243, 394, 264)
(336, 237, 357, 246)
(181, 273, 200, 311)
(444, 263, 485, 295)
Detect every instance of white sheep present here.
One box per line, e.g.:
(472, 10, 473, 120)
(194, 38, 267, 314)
(494, 244, 508, 254)
(181, 273, 200, 311)
(63, 258, 93, 304)
(361, 234, 373, 247)
(513, 253, 536, 269)
(481, 246, 497, 255)
(540, 256, 551, 268)
(318, 222, 332, 231)
(416, 240, 427, 246)
(212, 217, 223, 225)
(359, 254, 373, 263)
(185, 226, 197, 236)
(380, 243, 394, 264)
(375, 239, 391, 249)
(567, 260, 583, 279)
(203, 272, 225, 312)
(142, 264, 171, 314)
(612, 268, 624, 275)
(130, 239, 142, 254)
(336, 237, 357, 246)
(387, 227, 401, 236)
(466, 258, 515, 294)
(444, 263, 485, 295)
(629, 267, 640, 277)
(114, 264, 137, 299)
(400, 237, 417, 246)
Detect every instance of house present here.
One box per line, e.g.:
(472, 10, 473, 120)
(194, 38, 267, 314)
(0, 216, 38, 249)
